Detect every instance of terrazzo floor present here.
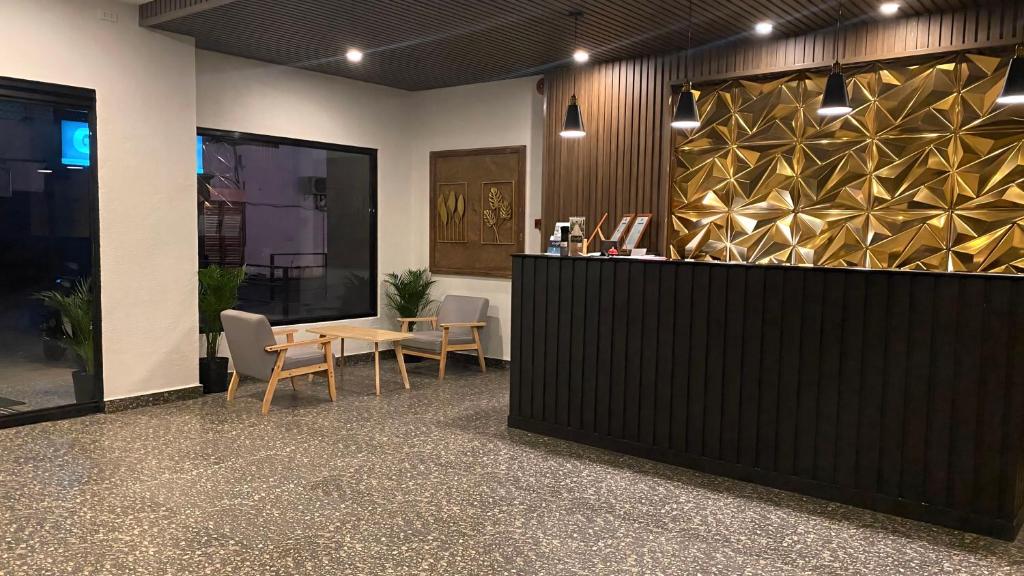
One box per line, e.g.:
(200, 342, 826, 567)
(2, 360, 1023, 575)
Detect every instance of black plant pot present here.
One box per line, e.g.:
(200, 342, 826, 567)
(71, 370, 97, 403)
(200, 356, 230, 394)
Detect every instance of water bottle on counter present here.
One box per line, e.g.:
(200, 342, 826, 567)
(559, 226, 570, 256)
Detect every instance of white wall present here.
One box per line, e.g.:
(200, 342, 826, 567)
(198, 51, 543, 361)
(0, 0, 199, 400)
(408, 78, 545, 360)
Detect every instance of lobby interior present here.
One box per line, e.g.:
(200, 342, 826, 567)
(2, 0, 1024, 574)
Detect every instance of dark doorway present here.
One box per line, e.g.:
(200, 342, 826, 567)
(0, 77, 102, 428)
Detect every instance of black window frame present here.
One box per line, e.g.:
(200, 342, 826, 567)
(196, 127, 379, 326)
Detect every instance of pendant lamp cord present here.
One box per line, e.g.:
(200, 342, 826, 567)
(572, 13, 580, 94)
(686, 0, 692, 83)
(834, 0, 842, 63)
(573, 13, 579, 52)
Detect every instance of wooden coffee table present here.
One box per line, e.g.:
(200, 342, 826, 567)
(310, 325, 412, 395)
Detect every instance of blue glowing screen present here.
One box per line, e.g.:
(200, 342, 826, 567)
(196, 136, 204, 174)
(61, 120, 91, 167)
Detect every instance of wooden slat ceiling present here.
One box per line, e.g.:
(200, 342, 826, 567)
(141, 0, 1005, 91)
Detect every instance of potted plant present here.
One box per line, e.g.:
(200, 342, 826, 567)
(36, 278, 96, 402)
(198, 265, 245, 393)
(384, 268, 436, 361)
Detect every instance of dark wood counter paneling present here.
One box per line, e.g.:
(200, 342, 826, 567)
(509, 255, 1024, 540)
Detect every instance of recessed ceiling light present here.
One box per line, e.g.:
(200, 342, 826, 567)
(573, 49, 589, 63)
(67, 166, 84, 170)
(879, 3, 899, 15)
(755, 22, 773, 36)
(37, 169, 52, 174)
(346, 49, 363, 63)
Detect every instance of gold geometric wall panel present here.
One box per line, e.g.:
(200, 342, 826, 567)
(670, 51, 1024, 273)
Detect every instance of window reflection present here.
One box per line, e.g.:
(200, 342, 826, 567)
(197, 131, 376, 323)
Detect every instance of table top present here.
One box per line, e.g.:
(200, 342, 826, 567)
(311, 324, 412, 343)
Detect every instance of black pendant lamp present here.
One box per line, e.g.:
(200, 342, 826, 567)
(671, 0, 700, 129)
(561, 95, 585, 137)
(819, 0, 852, 116)
(561, 11, 586, 138)
(997, 44, 1024, 105)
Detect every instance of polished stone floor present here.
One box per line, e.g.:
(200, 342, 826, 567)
(2, 360, 1023, 575)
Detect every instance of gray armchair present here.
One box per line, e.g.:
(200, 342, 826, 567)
(221, 309, 338, 414)
(398, 295, 489, 380)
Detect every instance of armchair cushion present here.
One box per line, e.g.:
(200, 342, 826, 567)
(403, 330, 475, 352)
(283, 346, 331, 371)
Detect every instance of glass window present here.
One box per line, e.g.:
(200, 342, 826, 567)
(0, 97, 100, 414)
(197, 130, 376, 324)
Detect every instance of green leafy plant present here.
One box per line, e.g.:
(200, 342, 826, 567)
(36, 278, 94, 374)
(383, 268, 436, 326)
(198, 265, 245, 359)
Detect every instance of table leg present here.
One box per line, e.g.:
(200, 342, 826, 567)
(373, 342, 381, 396)
(394, 342, 410, 390)
(337, 338, 346, 367)
(325, 345, 337, 402)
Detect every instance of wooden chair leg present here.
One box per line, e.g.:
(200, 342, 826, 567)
(438, 332, 449, 381)
(227, 371, 240, 400)
(325, 344, 337, 401)
(472, 327, 486, 373)
(261, 375, 280, 415)
(261, 352, 286, 415)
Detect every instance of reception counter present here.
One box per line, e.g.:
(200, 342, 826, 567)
(509, 254, 1024, 540)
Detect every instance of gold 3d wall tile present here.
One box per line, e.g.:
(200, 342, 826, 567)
(670, 51, 1024, 273)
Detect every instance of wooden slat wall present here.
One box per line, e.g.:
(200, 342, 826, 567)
(542, 2, 1024, 254)
(544, 55, 672, 251)
(510, 255, 1024, 540)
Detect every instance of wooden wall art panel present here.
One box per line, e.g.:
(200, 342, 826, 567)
(429, 146, 525, 278)
(670, 51, 1024, 273)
